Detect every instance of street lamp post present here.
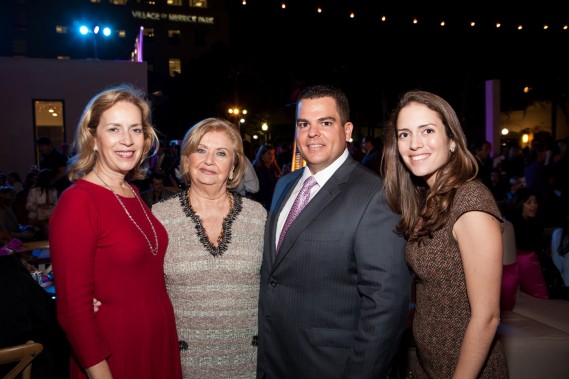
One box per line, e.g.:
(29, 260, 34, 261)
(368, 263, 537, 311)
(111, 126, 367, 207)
(79, 24, 112, 59)
(228, 107, 247, 129)
(261, 122, 269, 144)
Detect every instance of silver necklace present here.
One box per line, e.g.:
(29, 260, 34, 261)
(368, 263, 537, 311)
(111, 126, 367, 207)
(93, 169, 159, 256)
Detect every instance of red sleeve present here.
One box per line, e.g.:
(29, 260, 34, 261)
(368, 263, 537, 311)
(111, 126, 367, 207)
(49, 184, 111, 368)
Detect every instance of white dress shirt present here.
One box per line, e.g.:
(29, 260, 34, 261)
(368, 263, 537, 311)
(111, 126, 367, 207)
(275, 149, 350, 248)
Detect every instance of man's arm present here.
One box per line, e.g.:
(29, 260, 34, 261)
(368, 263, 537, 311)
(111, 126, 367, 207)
(344, 189, 411, 378)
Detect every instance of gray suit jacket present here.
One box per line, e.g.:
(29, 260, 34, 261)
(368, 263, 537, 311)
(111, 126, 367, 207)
(257, 156, 411, 379)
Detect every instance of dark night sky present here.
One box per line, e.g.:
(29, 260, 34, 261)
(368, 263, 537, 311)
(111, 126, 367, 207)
(0, 1, 565, 144)
(212, 1, 569, 143)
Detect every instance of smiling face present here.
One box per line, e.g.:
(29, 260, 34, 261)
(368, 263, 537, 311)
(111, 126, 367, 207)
(93, 101, 145, 176)
(183, 130, 234, 188)
(396, 102, 455, 187)
(295, 97, 353, 174)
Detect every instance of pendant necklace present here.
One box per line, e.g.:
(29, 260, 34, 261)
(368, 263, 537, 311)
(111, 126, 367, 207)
(93, 169, 159, 256)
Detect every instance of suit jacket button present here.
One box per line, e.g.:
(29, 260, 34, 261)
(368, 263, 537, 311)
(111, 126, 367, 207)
(270, 278, 277, 287)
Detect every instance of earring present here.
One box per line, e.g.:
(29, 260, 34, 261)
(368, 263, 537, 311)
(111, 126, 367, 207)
(228, 170, 234, 180)
(450, 146, 456, 153)
(93, 148, 98, 153)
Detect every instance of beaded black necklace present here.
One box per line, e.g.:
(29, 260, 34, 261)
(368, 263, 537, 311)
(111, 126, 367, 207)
(180, 190, 242, 257)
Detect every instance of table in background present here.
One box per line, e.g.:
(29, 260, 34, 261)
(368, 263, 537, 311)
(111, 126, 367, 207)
(19, 240, 50, 271)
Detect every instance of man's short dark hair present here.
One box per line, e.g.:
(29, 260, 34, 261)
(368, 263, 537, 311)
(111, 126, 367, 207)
(297, 84, 350, 125)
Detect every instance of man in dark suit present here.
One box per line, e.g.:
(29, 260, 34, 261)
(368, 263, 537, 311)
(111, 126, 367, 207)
(257, 85, 411, 378)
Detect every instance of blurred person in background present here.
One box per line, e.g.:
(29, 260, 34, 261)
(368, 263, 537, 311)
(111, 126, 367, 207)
(252, 144, 282, 209)
(141, 171, 179, 209)
(360, 135, 383, 176)
(0, 185, 37, 242)
(26, 168, 58, 240)
(36, 136, 70, 195)
(235, 152, 259, 198)
(551, 217, 569, 290)
(6, 171, 24, 193)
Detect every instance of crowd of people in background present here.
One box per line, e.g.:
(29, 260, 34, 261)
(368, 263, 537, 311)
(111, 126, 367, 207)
(9, 123, 528, 243)
(472, 136, 569, 299)
(2, 104, 568, 242)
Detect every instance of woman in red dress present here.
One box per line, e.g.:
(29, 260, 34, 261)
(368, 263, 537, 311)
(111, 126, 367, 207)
(50, 84, 182, 378)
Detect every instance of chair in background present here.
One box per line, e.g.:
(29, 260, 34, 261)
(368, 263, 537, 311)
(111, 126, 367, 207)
(0, 340, 43, 379)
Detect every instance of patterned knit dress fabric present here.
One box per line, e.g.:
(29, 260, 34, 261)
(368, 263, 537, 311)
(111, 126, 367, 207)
(152, 192, 266, 379)
(406, 180, 509, 378)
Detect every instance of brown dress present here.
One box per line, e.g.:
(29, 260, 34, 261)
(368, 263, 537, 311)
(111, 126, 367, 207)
(406, 180, 509, 378)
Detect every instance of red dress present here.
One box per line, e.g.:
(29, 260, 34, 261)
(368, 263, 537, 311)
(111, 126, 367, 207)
(50, 179, 182, 379)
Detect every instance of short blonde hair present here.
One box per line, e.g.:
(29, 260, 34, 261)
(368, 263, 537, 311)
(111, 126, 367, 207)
(180, 118, 245, 190)
(67, 83, 158, 182)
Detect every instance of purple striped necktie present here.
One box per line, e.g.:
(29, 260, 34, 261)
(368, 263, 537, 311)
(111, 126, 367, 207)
(277, 176, 317, 253)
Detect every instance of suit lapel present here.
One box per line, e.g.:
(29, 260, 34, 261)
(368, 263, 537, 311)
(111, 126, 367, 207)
(268, 170, 302, 264)
(272, 158, 356, 269)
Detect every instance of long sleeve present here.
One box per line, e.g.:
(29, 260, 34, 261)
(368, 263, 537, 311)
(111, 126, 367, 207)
(243, 158, 260, 194)
(236, 158, 259, 196)
(257, 159, 410, 379)
(49, 185, 111, 368)
(50, 180, 181, 378)
(344, 189, 410, 377)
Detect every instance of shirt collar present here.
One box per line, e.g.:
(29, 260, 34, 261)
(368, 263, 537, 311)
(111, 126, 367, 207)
(301, 148, 349, 188)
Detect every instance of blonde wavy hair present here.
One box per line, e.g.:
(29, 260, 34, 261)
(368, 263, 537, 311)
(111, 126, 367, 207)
(179, 118, 246, 191)
(67, 83, 158, 182)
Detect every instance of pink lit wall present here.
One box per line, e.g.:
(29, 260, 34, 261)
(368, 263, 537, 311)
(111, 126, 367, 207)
(0, 57, 147, 178)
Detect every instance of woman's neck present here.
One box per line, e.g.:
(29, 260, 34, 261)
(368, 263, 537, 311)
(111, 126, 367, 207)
(188, 185, 228, 206)
(93, 167, 126, 188)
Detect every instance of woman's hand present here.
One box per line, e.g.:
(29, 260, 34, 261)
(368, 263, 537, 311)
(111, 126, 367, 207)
(93, 298, 101, 312)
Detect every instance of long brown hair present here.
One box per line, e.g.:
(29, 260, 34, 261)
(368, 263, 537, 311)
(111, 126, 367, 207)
(382, 90, 478, 243)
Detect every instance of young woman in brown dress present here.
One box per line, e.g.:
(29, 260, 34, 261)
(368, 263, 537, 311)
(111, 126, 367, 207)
(382, 90, 509, 378)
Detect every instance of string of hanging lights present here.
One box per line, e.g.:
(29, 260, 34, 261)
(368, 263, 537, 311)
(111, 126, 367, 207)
(235, 1, 569, 33)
